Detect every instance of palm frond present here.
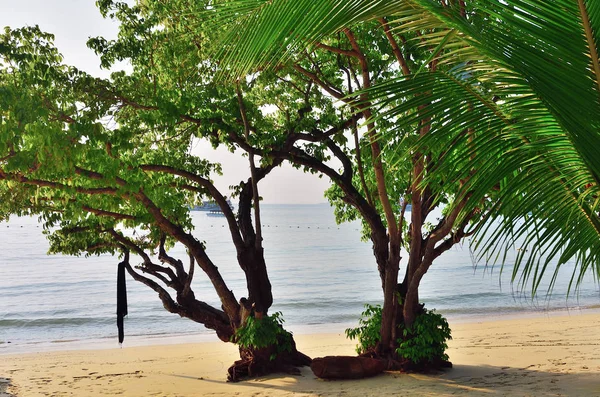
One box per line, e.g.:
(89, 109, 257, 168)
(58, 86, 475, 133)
(367, 57, 600, 294)
(214, 0, 402, 78)
(412, 0, 600, 176)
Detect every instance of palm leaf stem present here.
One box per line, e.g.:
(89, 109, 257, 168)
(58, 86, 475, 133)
(577, 0, 600, 93)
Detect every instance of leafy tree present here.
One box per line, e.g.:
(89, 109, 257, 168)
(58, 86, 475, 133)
(0, 0, 352, 379)
(390, 0, 600, 292)
(206, 5, 484, 368)
(214, 0, 600, 368)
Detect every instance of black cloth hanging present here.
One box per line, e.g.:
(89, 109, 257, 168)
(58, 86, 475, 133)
(116, 260, 128, 344)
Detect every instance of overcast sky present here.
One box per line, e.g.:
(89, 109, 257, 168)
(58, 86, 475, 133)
(0, 1, 333, 204)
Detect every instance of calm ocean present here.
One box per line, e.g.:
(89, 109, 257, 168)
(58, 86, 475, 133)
(1, 204, 599, 353)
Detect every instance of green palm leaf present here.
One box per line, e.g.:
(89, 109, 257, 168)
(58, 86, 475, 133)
(363, 3, 600, 293)
(214, 0, 402, 78)
(410, 0, 600, 177)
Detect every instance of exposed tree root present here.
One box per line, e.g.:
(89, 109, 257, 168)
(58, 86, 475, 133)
(359, 349, 452, 372)
(308, 350, 452, 380)
(227, 340, 311, 382)
(310, 356, 386, 379)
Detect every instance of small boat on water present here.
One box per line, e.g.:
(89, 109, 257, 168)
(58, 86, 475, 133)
(206, 209, 227, 217)
(190, 199, 234, 215)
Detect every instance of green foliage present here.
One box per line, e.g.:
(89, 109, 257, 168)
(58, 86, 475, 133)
(217, 0, 600, 298)
(345, 304, 451, 364)
(234, 312, 292, 360)
(397, 309, 451, 364)
(345, 304, 382, 354)
(0, 2, 343, 258)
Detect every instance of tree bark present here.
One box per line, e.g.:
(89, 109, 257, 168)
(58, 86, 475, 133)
(238, 246, 273, 314)
(378, 250, 400, 355)
(237, 179, 273, 315)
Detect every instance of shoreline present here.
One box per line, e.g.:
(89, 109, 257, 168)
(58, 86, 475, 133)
(2, 311, 600, 396)
(3, 305, 600, 357)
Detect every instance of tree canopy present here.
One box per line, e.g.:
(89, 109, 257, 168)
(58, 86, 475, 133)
(214, 0, 600, 293)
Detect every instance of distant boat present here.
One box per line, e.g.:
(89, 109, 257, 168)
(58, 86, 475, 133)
(190, 199, 234, 214)
(206, 209, 227, 217)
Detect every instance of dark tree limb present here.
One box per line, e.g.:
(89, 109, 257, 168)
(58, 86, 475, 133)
(158, 234, 186, 281)
(134, 189, 241, 324)
(182, 251, 195, 296)
(139, 164, 244, 249)
(236, 84, 263, 250)
(108, 229, 181, 289)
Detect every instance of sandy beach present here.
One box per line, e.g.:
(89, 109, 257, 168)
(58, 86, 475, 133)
(1, 311, 599, 397)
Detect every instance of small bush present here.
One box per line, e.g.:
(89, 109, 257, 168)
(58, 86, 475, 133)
(234, 311, 292, 360)
(396, 309, 451, 364)
(345, 303, 382, 354)
(345, 304, 452, 364)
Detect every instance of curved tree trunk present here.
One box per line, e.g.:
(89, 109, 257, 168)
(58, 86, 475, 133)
(124, 188, 310, 381)
(239, 246, 273, 315)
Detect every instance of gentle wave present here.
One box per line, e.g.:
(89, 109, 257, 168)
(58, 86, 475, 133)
(0, 317, 113, 328)
(1, 205, 599, 351)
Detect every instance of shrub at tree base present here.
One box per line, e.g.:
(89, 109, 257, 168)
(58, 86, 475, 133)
(398, 308, 452, 367)
(228, 313, 311, 381)
(234, 312, 293, 359)
(345, 304, 452, 371)
(345, 304, 383, 356)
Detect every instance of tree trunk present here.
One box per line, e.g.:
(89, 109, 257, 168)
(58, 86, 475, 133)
(239, 247, 273, 315)
(396, 261, 424, 339)
(377, 248, 400, 355)
(402, 281, 421, 329)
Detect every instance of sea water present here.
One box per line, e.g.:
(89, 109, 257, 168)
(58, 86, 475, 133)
(1, 204, 599, 353)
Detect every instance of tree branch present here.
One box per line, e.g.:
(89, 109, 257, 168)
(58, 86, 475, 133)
(108, 229, 180, 288)
(236, 83, 262, 249)
(139, 164, 244, 250)
(315, 42, 359, 58)
(134, 189, 240, 323)
(426, 195, 470, 248)
(158, 234, 186, 281)
(344, 28, 399, 244)
(0, 169, 118, 195)
(182, 251, 195, 296)
(81, 206, 136, 221)
(378, 18, 411, 76)
(292, 65, 347, 102)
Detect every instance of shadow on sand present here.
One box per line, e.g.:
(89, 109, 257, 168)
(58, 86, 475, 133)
(173, 363, 600, 396)
(0, 377, 15, 397)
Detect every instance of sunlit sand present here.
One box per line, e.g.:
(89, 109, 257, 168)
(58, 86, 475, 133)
(2, 311, 599, 396)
